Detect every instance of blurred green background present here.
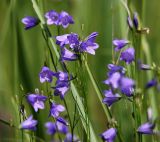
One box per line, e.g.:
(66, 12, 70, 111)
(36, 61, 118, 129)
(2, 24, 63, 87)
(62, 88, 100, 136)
(0, 0, 160, 141)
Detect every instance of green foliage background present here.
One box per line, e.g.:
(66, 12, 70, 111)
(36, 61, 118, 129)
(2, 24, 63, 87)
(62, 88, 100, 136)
(0, 0, 160, 141)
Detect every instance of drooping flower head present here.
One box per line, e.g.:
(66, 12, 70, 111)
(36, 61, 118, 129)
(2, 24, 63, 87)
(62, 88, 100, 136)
(45, 10, 60, 25)
(61, 47, 78, 61)
(55, 71, 70, 81)
(45, 122, 57, 135)
(145, 79, 157, 89)
(120, 77, 135, 97)
(137, 122, 155, 134)
(104, 72, 121, 89)
(113, 39, 129, 51)
(138, 60, 151, 70)
(133, 12, 139, 30)
(80, 32, 99, 55)
(107, 64, 126, 77)
(21, 115, 38, 131)
(100, 128, 117, 142)
(102, 90, 121, 106)
(59, 11, 74, 28)
(49, 102, 65, 118)
(39, 66, 55, 83)
(21, 16, 39, 30)
(120, 47, 135, 64)
(27, 94, 47, 112)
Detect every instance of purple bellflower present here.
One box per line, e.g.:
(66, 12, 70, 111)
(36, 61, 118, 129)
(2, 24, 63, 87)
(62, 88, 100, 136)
(55, 71, 70, 81)
(50, 102, 65, 118)
(21, 16, 39, 30)
(64, 133, 79, 142)
(145, 79, 157, 89)
(59, 11, 74, 28)
(107, 64, 126, 77)
(120, 47, 135, 64)
(67, 33, 79, 50)
(21, 115, 38, 131)
(120, 77, 135, 97)
(100, 128, 117, 142)
(45, 122, 56, 135)
(56, 34, 70, 47)
(102, 90, 121, 106)
(39, 66, 55, 83)
(27, 94, 47, 112)
(80, 32, 99, 55)
(138, 60, 151, 70)
(104, 72, 121, 89)
(113, 39, 129, 51)
(127, 16, 133, 29)
(56, 117, 69, 126)
(133, 12, 139, 30)
(137, 122, 155, 134)
(45, 10, 59, 25)
(56, 120, 68, 134)
(61, 47, 78, 61)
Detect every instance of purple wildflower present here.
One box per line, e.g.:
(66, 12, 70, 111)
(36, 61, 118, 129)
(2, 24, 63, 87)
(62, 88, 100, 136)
(56, 120, 68, 134)
(50, 102, 65, 118)
(102, 90, 121, 106)
(138, 60, 151, 70)
(54, 71, 69, 81)
(100, 128, 117, 142)
(64, 133, 79, 142)
(54, 81, 70, 99)
(127, 16, 133, 29)
(59, 11, 74, 28)
(113, 39, 129, 51)
(67, 33, 79, 50)
(21, 16, 39, 30)
(21, 115, 38, 131)
(61, 47, 78, 61)
(45, 122, 56, 135)
(133, 12, 139, 29)
(137, 122, 155, 134)
(145, 79, 157, 89)
(120, 77, 135, 97)
(104, 72, 121, 89)
(56, 117, 69, 126)
(120, 47, 135, 64)
(80, 32, 99, 55)
(107, 64, 126, 77)
(56, 34, 70, 47)
(45, 10, 60, 25)
(27, 94, 47, 112)
(39, 66, 55, 83)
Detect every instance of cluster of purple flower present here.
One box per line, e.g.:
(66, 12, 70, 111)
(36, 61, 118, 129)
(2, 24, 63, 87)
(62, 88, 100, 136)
(22, 10, 74, 29)
(20, 66, 79, 141)
(56, 32, 99, 61)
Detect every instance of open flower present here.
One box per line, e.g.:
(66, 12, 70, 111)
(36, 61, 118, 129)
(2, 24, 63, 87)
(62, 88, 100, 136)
(137, 122, 155, 134)
(100, 128, 117, 142)
(56, 34, 70, 47)
(27, 94, 47, 112)
(21, 115, 38, 131)
(45, 10, 60, 25)
(113, 39, 129, 51)
(120, 47, 135, 64)
(49, 102, 65, 118)
(21, 16, 39, 30)
(102, 90, 121, 106)
(39, 66, 55, 83)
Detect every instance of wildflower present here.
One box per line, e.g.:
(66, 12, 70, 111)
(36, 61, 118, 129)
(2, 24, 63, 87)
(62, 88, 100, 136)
(120, 47, 135, 64)
(56, 34, 70, 47)
(102, 90, 121, 106)
(21, 115, 38, 131)
(21, 16, 39, 30)
(59, 11, 74, 28)
(80, 32, 99, 55)
(56, 120, 68, 134)
(107, 64, 126, 77)
(39, 66, 55, 83)
(113, 39, 129, 51)
(138, 60, 151, 70)
(45, 10, 60, 25)
(67, 33, 79, 50)
(61, 47, 78, 61)
(64, 133, 79, 142)
(55, 71, 70, 81)
(50, 102, 65, 118)
(127, 16, 133, 29)
(27, 94, 47, 112)
(54, 81, 70, 99)
(137, 122, 155, 134)
(45, 122, 57, 135)
(120, 77, 135, 97)
(145, 79, 157, 89)
(56, 117, 69, 126)
(104, 72, 121, 89)
(100, 128, 117, 142)
(133, 12, 139, 29)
